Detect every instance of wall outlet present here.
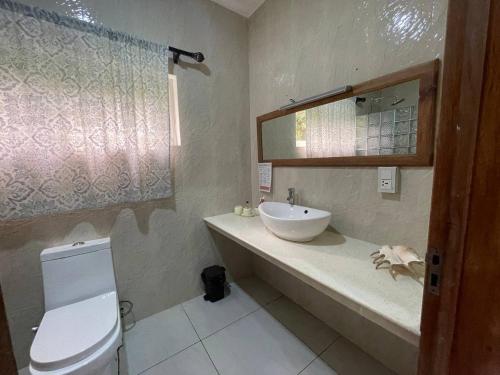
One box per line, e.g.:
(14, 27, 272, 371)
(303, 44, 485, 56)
(378, 167, 399, 193)
(381, 179, 392, 189)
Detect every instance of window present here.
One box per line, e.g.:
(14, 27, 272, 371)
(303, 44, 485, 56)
(295, 110, 306, 148)
(0, 3, 172, 220)
(169, 74, 181, 147)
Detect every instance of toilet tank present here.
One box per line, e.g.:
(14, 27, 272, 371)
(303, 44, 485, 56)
(40, 238, 117, 311)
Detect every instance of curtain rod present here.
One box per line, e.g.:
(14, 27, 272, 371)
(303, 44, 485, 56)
(168, 47, 205, 64)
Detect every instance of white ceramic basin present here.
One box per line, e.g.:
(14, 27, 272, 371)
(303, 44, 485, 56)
(258, 202, 331, 242)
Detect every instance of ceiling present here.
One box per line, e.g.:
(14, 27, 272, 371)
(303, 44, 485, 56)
(210, 0, 266, 18)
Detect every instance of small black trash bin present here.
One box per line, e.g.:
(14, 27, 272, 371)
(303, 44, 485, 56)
(201, 265, 227, 302)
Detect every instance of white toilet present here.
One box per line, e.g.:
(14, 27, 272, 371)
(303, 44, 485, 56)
(29, 238, 122, 375)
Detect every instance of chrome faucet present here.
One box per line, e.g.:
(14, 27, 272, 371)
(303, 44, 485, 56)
(287, 188, 295, 206)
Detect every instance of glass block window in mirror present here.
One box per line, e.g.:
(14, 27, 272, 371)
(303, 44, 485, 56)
(355, 105, 418, 156)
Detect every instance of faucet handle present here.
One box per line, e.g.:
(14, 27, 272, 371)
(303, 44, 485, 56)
(287, 188, 295, 203)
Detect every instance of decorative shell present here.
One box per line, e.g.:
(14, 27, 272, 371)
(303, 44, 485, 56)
(370, 245, 424, 279)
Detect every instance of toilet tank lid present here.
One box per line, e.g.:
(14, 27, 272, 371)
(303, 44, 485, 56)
(41, 238, 111, 262)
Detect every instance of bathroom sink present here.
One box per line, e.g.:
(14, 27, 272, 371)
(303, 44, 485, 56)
(258, 202, 331, 242)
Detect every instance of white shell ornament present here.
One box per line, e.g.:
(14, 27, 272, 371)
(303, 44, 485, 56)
(370, 245, 424, 279)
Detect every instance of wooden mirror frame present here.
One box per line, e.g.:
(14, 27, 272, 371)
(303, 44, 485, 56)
(257, 59, 439, 167)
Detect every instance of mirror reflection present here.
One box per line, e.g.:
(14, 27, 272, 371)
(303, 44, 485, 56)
(262, 80, 420, 160)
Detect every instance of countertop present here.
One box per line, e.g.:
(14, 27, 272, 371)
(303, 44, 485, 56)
(204, 213, 423, 346)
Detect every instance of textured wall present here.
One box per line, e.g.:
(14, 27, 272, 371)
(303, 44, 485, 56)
(0, 0, 250, 368)
(249, 0, 447, 254)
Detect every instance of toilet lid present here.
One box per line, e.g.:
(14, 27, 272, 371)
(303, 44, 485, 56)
(30, 291, 119, 371)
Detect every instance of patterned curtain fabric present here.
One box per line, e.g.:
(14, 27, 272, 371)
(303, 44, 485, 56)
(0, 1, 172, 221)
(305, 99, 356, 158)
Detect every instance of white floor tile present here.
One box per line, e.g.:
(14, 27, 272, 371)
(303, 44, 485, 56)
(203, 308, 316, 375)
(321, 338, 396, 375)
(300, 357, 338, 375)
(236, 276, 282, 306)
(182, 283, 260, 338)
(124, 305, 199, 375)
(265, 296, 339, 354)
(141, 342, 218, 375)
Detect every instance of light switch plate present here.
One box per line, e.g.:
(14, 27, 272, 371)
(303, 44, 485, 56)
(378, 167, 399, 193)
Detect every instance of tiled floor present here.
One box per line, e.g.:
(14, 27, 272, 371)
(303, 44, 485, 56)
(18, 277, 395, 375)
(121, 277, 396, 375)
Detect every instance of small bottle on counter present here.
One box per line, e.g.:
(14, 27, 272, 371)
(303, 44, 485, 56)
(242, 201, 254, 217)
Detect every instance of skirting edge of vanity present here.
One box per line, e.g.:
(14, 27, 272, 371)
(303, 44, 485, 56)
(204, 213, 423, 346)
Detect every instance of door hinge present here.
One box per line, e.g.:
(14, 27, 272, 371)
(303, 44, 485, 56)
(426, 248, 442, 295)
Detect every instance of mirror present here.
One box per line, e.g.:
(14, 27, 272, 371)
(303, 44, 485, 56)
(257, 60, 438, 166)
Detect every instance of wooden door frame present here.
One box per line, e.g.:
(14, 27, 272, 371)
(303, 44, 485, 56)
(418, 0, 496, 374)
(0, 284, 17, 374)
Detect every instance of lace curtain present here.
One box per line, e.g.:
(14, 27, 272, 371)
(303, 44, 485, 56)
(305, 99, 356, 158)
(0, 1, 172, 221)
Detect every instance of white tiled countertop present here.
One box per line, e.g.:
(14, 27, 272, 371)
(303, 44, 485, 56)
(204, 213, 423, 346)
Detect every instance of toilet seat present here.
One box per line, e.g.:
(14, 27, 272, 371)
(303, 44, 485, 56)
(30, 291, 120, 373)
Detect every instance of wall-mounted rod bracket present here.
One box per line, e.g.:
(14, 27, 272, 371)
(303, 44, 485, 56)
(168, 46, 205, 64)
